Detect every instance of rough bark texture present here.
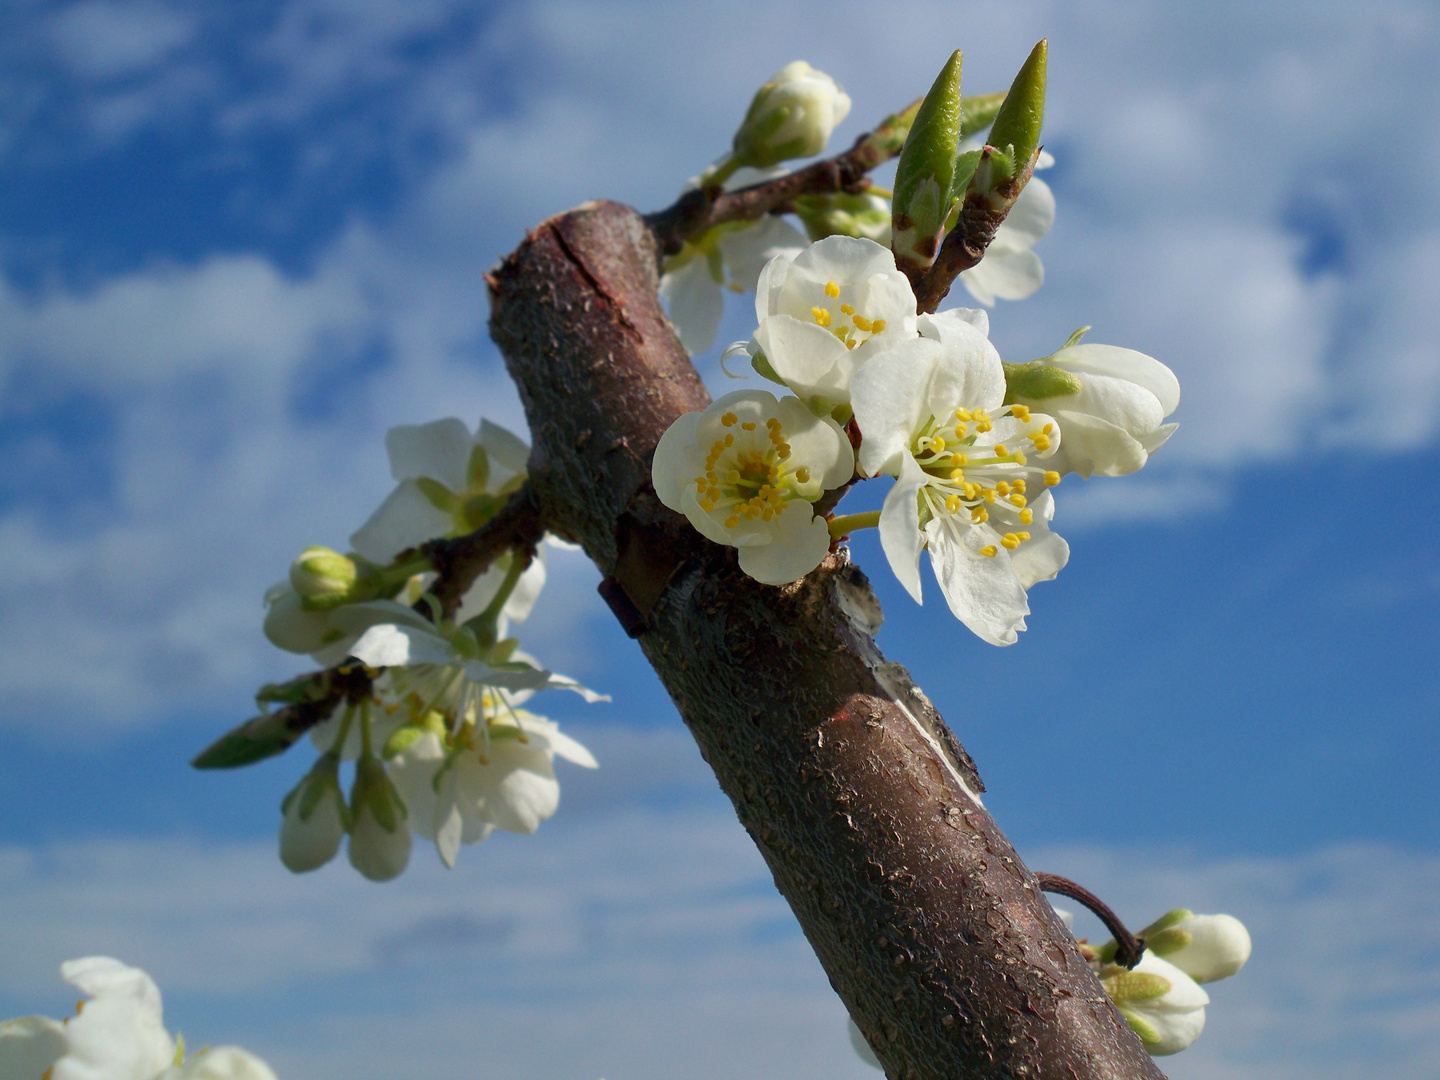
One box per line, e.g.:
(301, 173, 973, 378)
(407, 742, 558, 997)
(489, 199, 1167, 1080)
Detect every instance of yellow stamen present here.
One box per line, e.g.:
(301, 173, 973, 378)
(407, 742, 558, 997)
(852, 314, 873, 332)
(955, 408, 972, 422)
(1044, 470, 1061, 486)
(871, 319, 886, 332)
(996, 481, 1011, 495)
(721, 412, 737, 427)
(1010, 404, 1032, 422)
(945, 494, 961, 513)
(1001, 534, 1021, 550)
(979, 545, 998, 557)
(741, 421, 756, 431)
(811, 306, 831, 327)
(1032, 434, 1051, 452)
(1019, 508, 1034, 524)
(993, 444, 1008, 457)
(1012, 479, 1026, 493)
(795, 466, 810, 483)
(724, 516, 740, 528)
(824, 281, 840, 298)
(1008, 494, 1027, 507)
(839, 303, 855, 315)
(983, 488, 997, 504)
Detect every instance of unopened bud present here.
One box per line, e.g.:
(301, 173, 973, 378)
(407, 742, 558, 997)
(1145, 911, 1252, 984)
(279, 753, 348, 873)
(793, 191, 892, 244)
(262, 584, 342, 654)
(732, 61, 851, 169)
(289, 546, 359, 610)
(1002, 359, 1084, 401)
(1102, 952, 1208, 1056)
(892, 50, 963, 275)
(347, 754, 410, 882)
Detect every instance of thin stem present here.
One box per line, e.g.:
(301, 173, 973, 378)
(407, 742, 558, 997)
(828, 510, 881, 538)
(373, 550, 433, 593)
(475, 548, 531, 628)
(1034, 872, 1146, 969)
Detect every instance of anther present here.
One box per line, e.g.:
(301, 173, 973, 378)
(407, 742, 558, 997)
(1019, 508, 1034, 524)
(852, 315, 873, 332)
(980, 545, 998, 557)
(1001, 534, 1020, 550)
(840, 303, 855, 315)
(1032, 434, 1051, 452)
(812, 307, 832, 327)
(945, 494, 961, 513)
(1044, 470, 1061, 486)
(721, 412, 737, 427)
(1008, 494, 1027, 507)
(1013, 479, 1026, 493)
(1011, 405, 1032, 422)
(725, 516, 740, 528)
(996, 481, 1011, 495)
(993, 445, 1009, 457)
(741, 421, 756, 431)
(871, 319, 886, 332)
(795, 466, 810, 483)
(824, 281, 840, 298)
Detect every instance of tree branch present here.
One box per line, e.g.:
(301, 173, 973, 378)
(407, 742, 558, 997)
(486, 199, 1167, 1080)
(643, 100, 919, 258)
(419, 483, 545, 618)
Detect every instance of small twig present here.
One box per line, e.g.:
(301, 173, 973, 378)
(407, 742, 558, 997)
(1034, 871, 1146, 969)
(910, 147, 1039, 314)
(419, 482, 546, 618)
(643, 100, 921, 257)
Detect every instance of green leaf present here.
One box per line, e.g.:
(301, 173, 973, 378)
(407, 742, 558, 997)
(892, 50, 963, 267)
(960, 92, 1006, 139)
(987, 40, 1047, 176)
(1140, 908, 1195, 938)
(1119, 1007, 1162, 1046)
(1103, 970, 1173, 1004)
(193, 711, 304, 769)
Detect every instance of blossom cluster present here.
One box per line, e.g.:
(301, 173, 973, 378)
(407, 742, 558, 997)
(652, 234, 1178, 646)
(259, 418, 602, 881)
(1, 958, 276, 1080)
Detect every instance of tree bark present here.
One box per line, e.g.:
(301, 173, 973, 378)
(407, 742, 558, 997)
(488, 199, 1166, 1080)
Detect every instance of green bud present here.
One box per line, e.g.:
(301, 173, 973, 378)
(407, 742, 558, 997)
(792, 191, 892, 243)
(985, 39, 1047, 183)
(192, 710, 305, 769)
(352, 754, 406, 834)
(289, 545, 359, 610)
(382, 724, 429, 759)
(1118, 1008, 1162, 1046)
(892, 50, 963, 273)
(1002, 360, 1084, 402)
(1139, 908, 1195, 938)
(1101, 968, 1173, 1005)
(857, 98, 922, 162)
(732, 61, 852, 169)
(960, 92, 1007, 139)
(1144, 926, 1196, 955)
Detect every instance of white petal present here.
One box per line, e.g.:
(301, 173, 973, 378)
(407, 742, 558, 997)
(786, 235, 900, 294)
(999, 176, 1054, 248)
(349, 623, 454, 668)
(477, 419, 531, 481)
(435, 802, 464, 868)
(545, 727, 599, 768)
(170, 1046, 279, 1080)
(877, 457, 928, 603)
(385, 418, 473, 492)
(660, 256, 725, 355)
(0, 1016, 68, 1078)
(651, 411, 704, 511)
(755, 314, 858, 407)
(851, 338, 946, 476)
(1049, 410, 1150, 478)
(717, 216, 807, 293)
(736, 506, 832, 586)
(542, 672, 611, 703)
(348, 803, 411, 882)
(753, 248, 795, 324)
(349, 479, 453, 563)
(1005, 491, 1069, 589)
(55, 959, 175, 1080)
(1053, 344, 1180, 416)
(924, 517, 1030, 646)
(773, 394, 853, 490)
(918, 307, 990, 341)
(960, 246, 1044, 305)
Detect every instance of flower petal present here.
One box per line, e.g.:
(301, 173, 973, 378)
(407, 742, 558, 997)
(754, 314, 858, 408)
(717, 216, 807, 293)
(998, 176, 1054, 248)
(877, 455, 929, 603)
(660, 255, 725, 355)
(0, 1016, 68, 1078)
(350, 479, 453, 564)
(960, 246, 1044, 305)
(1053, 344, 1181, 416)
(477, 419, 530, 481)
(651, 411, 703, 511)
(736, 505, 831, 585)
(385, 418, 473, 491)
(924, 516, 1030, 646)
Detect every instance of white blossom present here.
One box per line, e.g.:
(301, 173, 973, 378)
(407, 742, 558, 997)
(348, 418, 546, 621)
(1010, 341, 1179, 479)
(746, 236, 918, 413)
(731, 61, 851, 169)
(1102, 952, 1209, 1057)
(1146, 912, 1252, 984)
(661, 209, 806, 355)
(652, 389, 853, 585)
(389, 701, 597, 868)
(0, 958, 276, 1080)
(347, 752, 411, 882)
(851, 319, 1069, 645)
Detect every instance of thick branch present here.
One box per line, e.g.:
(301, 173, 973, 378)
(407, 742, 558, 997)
(488, 199, 1166, 1080)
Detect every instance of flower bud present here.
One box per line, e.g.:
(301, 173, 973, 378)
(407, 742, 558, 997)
(262, 584, 341, 654)
(731, 61, 851, 169)
(1145, 911, 1252, 984)
(892, 50, 963, 276)
(793, 191, 892, 244)
(1006, 337, 1180, 478)
(289, 545, 359, 610)
(1102, 951, 1209, 1056)
(347, 754, 411, 881)
(278, 753, 348, 873)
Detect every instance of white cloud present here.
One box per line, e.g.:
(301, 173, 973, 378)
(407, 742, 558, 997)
(49, 0, 197, 81)
(2, 766, 1437, 1080)
(3, 0, 1440, 734)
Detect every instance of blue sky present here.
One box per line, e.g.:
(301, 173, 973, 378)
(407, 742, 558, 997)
(1, 1, 1438, 1077)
